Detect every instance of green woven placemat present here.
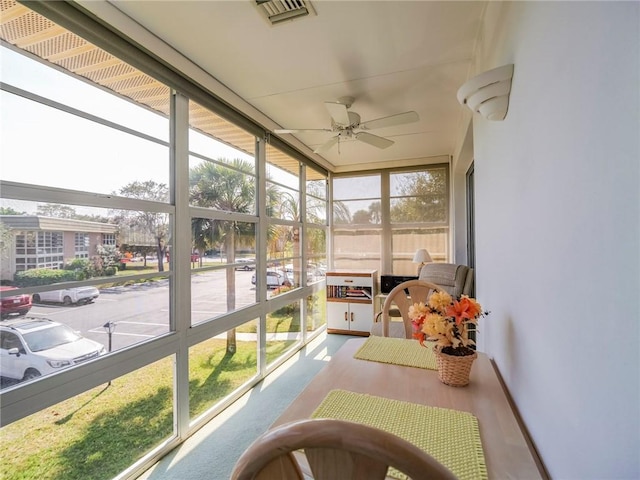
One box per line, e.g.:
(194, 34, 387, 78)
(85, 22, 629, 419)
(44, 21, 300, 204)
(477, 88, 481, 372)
(311, 389, 487, 480)
(354, 335, 437, 370)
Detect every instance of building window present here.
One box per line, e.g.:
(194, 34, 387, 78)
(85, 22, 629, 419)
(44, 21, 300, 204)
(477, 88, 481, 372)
(75, 233, 90, 258)
(14, 231, 64, 271)
(102, 234, 116, 246)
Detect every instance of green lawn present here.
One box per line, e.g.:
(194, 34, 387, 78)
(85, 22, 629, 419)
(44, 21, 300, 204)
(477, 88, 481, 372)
(0, 318, 327, 479)
(0, 274, 325, 480)
(0, 339, 259, 480)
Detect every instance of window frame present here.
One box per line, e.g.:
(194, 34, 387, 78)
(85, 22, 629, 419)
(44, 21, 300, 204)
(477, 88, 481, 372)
(331, 164, 450, 275)
(0, 11, 330, 480)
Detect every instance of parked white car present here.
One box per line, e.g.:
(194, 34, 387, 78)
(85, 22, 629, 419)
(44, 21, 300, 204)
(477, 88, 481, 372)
(32, 286, 100, 306)
(251, 270, 293, 289)
(234, 258, 256, 271)
(0, 317, 105, 382)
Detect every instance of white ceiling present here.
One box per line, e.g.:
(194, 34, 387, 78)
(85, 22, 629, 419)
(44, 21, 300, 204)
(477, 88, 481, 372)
(95, 1, 486, 172)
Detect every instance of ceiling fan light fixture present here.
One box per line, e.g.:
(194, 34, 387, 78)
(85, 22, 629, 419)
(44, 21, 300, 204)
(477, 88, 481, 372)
(279, 96, 418, 155)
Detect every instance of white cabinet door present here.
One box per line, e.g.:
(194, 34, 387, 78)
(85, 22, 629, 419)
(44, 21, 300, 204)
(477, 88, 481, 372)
(327, 302, 351, 331)
(347, 302, 373, 333)
(327, 301, 372, 334)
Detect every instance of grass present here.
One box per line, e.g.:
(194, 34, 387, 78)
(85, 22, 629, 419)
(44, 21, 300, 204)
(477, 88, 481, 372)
(0, 336, 298, 480)
(1, 355, 176, 480)
(0, 302, 326, 480)
(0, 273, 326, 480)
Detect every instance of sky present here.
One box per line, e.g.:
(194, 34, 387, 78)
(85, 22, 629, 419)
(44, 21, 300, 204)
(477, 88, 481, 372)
(0, 45, 255, 215)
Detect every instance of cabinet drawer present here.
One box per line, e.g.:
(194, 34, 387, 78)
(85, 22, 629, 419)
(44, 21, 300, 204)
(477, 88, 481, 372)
(326, 275, 373, 287)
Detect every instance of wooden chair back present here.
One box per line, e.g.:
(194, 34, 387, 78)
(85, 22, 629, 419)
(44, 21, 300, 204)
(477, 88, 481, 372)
(230, 418, 457, 480)
(381, 280, 445, 339)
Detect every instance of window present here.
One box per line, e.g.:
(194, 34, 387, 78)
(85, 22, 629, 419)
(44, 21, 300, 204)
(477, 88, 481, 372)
(0, 48, 170, 197)
(332, 174, 382, 271)
(14, 231, 64, 271)
(1, 357, 175, 479)
(188, 101, 258, 326)
(102, 234, 116, 246)
(332, 165, 449, 276)
(390, 167, 449, 274)
(189, 321, 258, 421)
(0, 4, 328, 480)
(265, 144, 303, 295)
(74, 233, 90, 258)
(305, 166, 328, 286)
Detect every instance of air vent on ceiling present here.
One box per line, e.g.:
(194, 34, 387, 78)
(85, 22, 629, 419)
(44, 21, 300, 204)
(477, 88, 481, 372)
(255, 0, 316, 25)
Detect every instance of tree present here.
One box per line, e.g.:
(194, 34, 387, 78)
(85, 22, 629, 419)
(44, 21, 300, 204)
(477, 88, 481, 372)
(0, 207, 25, 215)
(352, 209, 372, 224)
(112, 181, 170, 272)
(95, 244, 122, 274)
(390, 170, 448, 223)
(368, 201, 382, 223)
(190, 159, 256, 354)
(274, 191, 302, 284)
(305, 180, 327, 226)
(332, 200, 352, 224)
(75, 213, 111, 223)
(0, 223, 12, 267)
(37, 204, 76, 218)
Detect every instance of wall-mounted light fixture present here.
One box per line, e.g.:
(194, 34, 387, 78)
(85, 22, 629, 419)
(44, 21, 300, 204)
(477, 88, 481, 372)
(457, 64, 514, 121)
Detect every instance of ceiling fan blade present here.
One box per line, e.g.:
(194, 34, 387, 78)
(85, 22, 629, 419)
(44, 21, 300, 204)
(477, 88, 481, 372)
(355, 132, 394, 149)
(359, 111, 419, 130)
(324, 101, 351, 126)
(274, 128, 331, 134)
(313, 135, 340, 154)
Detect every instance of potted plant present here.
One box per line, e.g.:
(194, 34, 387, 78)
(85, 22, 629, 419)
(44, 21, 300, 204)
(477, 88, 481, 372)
(408, 291, 488, 387)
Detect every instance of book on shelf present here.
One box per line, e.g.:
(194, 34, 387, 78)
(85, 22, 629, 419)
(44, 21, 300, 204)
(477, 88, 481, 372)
(328, 285, 372, 300)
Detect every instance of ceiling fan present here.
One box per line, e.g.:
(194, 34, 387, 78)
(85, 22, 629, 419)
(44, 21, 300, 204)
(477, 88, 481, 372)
(274, 96, 419, 154)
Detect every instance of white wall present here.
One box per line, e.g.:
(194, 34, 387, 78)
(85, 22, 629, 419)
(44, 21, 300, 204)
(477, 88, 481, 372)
(472, 2, 639, 479)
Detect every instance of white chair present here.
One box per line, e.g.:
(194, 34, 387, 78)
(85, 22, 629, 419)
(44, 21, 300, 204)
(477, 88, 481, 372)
(370, 280, 445, 339)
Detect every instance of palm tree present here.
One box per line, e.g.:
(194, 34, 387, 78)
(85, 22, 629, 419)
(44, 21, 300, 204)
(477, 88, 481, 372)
(332, 199, 352, 224)
(190, 159, 256, 353)
(274, 191, 301, 286)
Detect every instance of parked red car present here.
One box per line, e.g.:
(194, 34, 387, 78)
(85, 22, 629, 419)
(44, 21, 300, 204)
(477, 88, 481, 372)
(0, 286, 32, 319)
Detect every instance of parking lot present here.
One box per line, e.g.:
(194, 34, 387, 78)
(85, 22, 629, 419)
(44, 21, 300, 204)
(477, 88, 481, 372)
(0, 269, 260, 388)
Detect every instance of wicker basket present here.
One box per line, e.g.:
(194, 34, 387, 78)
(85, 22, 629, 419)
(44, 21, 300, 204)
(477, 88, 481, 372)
(433, 347, 477, 387)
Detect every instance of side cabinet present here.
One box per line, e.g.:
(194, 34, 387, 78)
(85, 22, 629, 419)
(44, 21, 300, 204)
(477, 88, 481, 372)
(326, 270, 378, 336)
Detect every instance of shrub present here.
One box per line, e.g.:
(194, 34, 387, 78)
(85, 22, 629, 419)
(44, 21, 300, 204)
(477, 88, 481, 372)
(65, 258, 89, 270)
(64, 258, 94, 280)
(14, 268, 77, 287)
(272, 285, 294, 297)
(104, 266, 117, 276)
(96, 244, 122, 269)
(271, 285, 298, 316)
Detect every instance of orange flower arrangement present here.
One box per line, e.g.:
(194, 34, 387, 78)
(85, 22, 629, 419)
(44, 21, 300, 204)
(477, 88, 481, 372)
(408, 291, 488, 354)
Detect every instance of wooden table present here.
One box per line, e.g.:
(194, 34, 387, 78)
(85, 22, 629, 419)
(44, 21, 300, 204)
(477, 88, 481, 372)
(273, 337, 547, 479)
